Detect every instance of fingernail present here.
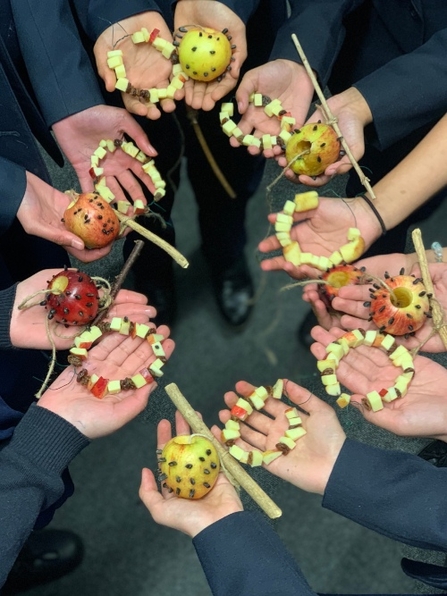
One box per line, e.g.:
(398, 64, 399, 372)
(71, 238, 84, 250)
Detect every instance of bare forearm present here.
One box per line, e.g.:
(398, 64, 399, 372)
(367, 114, 447, 232)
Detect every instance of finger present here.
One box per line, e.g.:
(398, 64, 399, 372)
(115, 170, 147, 205)
(282, 380, 328, 415)
(139, 467, 164, 510)
(110, 303, 156, 323)
(258, 235, 281, 253)
(157, 419, 172, 449)
(174, 410, 191, 436)
(113, 289, 148, 305)
(66, 245, 112, 263)
(233, 380, 258, 397)
(122, 94, 150, 118)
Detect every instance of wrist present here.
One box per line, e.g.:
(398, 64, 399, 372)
(188, 506, 244, 538)
(358, 193, 387, 237)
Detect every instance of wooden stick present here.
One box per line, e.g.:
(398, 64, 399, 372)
(165, 383, 282, 519)
(114, 210, 189, 269)
(291, 33, 376, 199)
(186, 107, 237, 199)
(412, 228, 447, 349)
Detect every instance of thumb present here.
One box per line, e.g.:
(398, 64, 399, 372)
(235, 71, 257, 114)
(139, 467, 163, 511)
(120, 110, 158, 156)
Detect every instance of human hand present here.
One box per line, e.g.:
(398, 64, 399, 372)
(174, 0, 246, 111)
(37, 322, 174, 439)
(310, 325, 447, 441)
(94, 13, 176, 119)
(217, 380, 345, 495)
(52, 105, 158, 228)
(277, 87, 372, 186)
(139, 412, 243, 538)
(11, 268, 156, 349)
(301, 252, 409, 331)
(233, 60, 314, 157)
(327, 257, 446, 352)
(258, 195, 381, 280)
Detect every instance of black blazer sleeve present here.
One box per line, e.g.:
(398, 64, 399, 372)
(0, 157, 26, 236)
(0, 405, 88, 586)
(323, 438, 447, 552)
(10, 0, 105, 127)
(193, 511, 317, 596)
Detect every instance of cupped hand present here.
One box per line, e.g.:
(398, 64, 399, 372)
(139, 412, 243, 537)
(94, 13, 176, 119)
(277, 87, 371, 186)
(37, 322, 174, 439)
(10, 269, 156, 350)
(330, 258, 446, 352)
(52, 105, 158, 215)
(174, 0, 246, 111)
(258, 195, 380, 280)
(233, 60, 314, 157)
(217, 380, 345, 495)
(310, 325, 447, 441)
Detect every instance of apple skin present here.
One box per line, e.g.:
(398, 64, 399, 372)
(369, 274, 431, 336)
(159, 435, 220, 499)
(63, 192, 119, 249)
(178, 26, 232, 82)
(285, 123, 341, 176)
(318, 264, 365, 309)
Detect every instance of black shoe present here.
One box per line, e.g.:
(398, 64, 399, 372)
(418, 440, 447, 467)
(211, 258, 254, 327)
(2, 529, 84, 594)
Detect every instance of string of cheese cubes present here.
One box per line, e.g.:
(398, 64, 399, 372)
(274, 191, 365, 270)
(221, 379, 307, 468)
(107, 29, 189, 105)
(317, 329, 415, 412)
(219, 94, 293, 151)
(88, 137, 167, 216)
(67, 318, 168, 398)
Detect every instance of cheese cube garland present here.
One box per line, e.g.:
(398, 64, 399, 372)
(272, 191, 365, 269)
(89, 138, 167, 205)
(68, 318, 168, 398)
(224, 379, 307, 467)
(107, 25, 236, 105)
(317, 329, 416, 412)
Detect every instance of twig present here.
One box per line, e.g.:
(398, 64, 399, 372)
(165, 383, 282, 519)
(186, 107, 237, 199)
(91, 240, 145, 327)
(291, 33, 376, 199)
(115, 210, 189, 268)
(412, 228, 447, 350)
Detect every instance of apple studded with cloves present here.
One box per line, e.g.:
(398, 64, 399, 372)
(63, 192, 119, 249)
(43, 269, 99, 326)
(158, 435, 220, 499)
(318, 264, 365, 309)
(368, 273, 431, 336)
(177, 26, 232, 82)
(285, 122, 341, 176)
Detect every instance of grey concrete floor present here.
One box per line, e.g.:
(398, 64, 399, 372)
(25, 155, 447, 596)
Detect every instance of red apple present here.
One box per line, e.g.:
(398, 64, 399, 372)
(63, 192, 120, 249)
(318, 264, 365, 309)
(368, 274, 431, 336)
(44, 268, 99, 326)
(285, 122, 341, 176)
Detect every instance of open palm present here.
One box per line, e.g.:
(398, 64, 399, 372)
(310, 325, 447, 440)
